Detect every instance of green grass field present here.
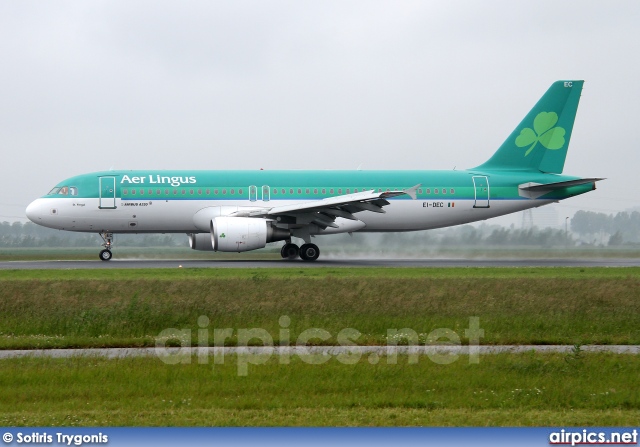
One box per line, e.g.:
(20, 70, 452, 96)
(0, 268, 638, 349)
(0, 353, 638, 426)
(1, 267, 639, 426)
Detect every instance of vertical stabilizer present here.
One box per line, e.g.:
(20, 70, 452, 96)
(474, 80, 583, 173)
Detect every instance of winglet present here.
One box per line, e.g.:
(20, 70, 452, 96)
(380, 184, 421, 200)
(404, 184, 421, 200)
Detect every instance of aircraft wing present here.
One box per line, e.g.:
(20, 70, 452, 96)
(233, 184, 420, 229)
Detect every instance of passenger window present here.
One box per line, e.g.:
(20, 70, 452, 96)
(281, 189, 285, 194)
(123, 189, 128, 195)
(222, 189, 226, 195)
(435, 189, 439, 194)
(238, 189, 243, 195)
(330, 189, 334, 194)
(198, 189, 202, 195)
(214, 189, 219, 195)
(442, 189, 447, 195)
(165, 189, 169, 195)
(231, 189, 235, 195)
(148, 189, 152, 195)
(338, 189, 342, 194)
(173, 190, 177, 195)
(354, 189, 358, 193)
(290, 189, 293, 194)
(132, 190, 136, 195)
(426, 189, 431, 194)
(182, 190, 186, 195)
(298, 189, 301, 194)
(156, 189, 161, 195)
(450, 189, 455, 194)
(314, 189, 318, 194)
(205, 189, 210, 195)
(190, 189, 194, 195)
(322, 189, 326, 194)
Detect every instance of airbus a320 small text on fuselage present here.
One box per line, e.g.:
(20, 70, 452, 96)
(26, 81, 602, 261)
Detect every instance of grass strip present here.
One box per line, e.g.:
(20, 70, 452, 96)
(0, 353, 638, 426)
(0, 268, 638, 348)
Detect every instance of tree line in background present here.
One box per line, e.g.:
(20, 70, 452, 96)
(2, 210, 639, 249)
(571, 210, 640, 245)
(0, 221, 183, 248)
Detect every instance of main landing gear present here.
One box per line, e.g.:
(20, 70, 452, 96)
(98, 232, 114, 262)
(280, 242, 320, 261)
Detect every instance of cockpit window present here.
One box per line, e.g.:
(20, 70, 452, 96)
(47, 185, 77, 196)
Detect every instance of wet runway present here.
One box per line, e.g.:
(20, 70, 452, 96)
(0, 258, 639, 269)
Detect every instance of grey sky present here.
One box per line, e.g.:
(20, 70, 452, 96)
(1, 1, 638, 224)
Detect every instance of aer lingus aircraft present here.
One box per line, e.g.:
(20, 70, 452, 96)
(26, 80, 601, 261)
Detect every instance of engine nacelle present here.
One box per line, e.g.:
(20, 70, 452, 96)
(210, 217, 290, 252)
(188, 233, 215, 251)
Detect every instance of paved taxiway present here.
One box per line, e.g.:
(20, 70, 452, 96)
(1, 258, 639, 269)
(1, 345, 639, 359)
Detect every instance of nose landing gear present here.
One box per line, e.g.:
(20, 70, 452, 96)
(99, 232, 114, 261)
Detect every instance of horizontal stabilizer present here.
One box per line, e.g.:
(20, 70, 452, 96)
(519, 178, 603, 199)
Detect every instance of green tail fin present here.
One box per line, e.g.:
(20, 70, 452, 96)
(474, 80, 583, 174)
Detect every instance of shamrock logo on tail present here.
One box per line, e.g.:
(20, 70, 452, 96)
(515, 112, 566, 156)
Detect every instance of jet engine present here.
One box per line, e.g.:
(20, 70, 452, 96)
(189, 217, 290, 252)
(188, 233, 215, 251)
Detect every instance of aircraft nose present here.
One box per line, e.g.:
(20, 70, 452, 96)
(26, 199, 44, 223)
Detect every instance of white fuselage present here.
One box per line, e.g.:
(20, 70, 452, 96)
(26, 195, 550, 234)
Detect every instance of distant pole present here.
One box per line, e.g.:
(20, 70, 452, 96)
(565, 217, 569, 242)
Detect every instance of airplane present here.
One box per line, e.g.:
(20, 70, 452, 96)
(25, 80, 602, 261)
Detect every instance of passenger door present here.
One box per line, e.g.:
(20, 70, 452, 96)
(99, 176, 117, 209)
(472, 176, 490, 208)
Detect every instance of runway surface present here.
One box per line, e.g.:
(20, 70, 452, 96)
(1, 258, 639, 269)
(1, 345, 639, 359)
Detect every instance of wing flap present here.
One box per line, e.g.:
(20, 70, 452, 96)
(244, 185, 420, 218)
(266, 188, 409, 216)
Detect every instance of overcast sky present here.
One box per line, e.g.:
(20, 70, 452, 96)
(1, 0, 638, 225)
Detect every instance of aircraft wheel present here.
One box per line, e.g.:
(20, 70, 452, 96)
(280, 243, 299, 260)
(99, 249, 113, 261)
(299, 243, 320, 261)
